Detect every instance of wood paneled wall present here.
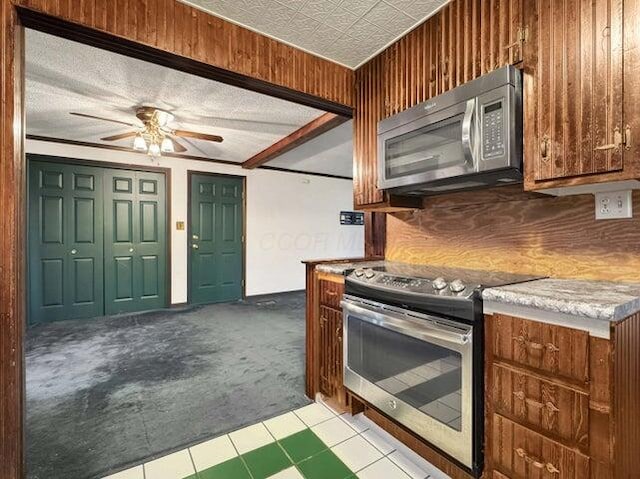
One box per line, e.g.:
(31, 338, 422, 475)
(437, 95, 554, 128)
(0, 3, 24, 479)
(13, 0, 354, 108)
(386, 186, 640, 282)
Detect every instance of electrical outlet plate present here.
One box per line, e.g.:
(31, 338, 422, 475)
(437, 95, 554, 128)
(595, 190, 633, 220)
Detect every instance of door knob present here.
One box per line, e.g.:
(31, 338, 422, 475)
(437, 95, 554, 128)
(70, 249, 77, 255)
(129, 248, 134, 253)
(192, 234, 199, 240)
(192, 244, 199, 249)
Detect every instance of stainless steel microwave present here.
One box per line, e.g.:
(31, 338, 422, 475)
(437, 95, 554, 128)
(377, 66, 522, 195)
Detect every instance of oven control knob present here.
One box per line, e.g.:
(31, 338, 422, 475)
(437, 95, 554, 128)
(432, 277, 447, 290)
(450, 279, 466, 293)
(364, 269, 375, 279)
(354, 269, 364, 277)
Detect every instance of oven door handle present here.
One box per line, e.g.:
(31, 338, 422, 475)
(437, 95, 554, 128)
(461, 98, 476, 168)
(341, 299, 472, 347)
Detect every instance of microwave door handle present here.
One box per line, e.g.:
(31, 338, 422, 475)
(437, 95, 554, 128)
(461, 98, 476, 167)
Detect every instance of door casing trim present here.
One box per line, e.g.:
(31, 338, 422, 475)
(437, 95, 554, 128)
(186, 170, 247, 304)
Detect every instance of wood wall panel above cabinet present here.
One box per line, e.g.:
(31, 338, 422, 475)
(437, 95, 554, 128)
(13, 0, 354, 110)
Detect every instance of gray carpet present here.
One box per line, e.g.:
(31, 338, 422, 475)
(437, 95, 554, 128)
(25, 291, 311, 479)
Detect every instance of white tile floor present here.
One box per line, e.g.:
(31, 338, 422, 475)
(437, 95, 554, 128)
(103, 399, 451, 479)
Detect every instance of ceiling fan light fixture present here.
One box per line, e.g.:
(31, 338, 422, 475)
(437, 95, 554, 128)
(148, 142, 161, 157)
(155, 110, 174, 127)
(160, 137, 175, 153)
(133, 133, 147, 151)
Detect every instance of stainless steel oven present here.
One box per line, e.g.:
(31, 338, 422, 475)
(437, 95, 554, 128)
(378, 65, 522, 195)
(342, 295, 474, 469)
(342, 263, 544, 477)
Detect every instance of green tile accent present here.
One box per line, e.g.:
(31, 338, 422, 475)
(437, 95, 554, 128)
(297, 449, 353, 479)
(242, 443, 292, 479)
(279, 429, 327, 464)
(194, 457, 252, 479)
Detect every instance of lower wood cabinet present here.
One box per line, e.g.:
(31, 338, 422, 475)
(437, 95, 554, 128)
(318, 305, 344, 403)
(492, 363, 589, 453)
(306, 275, 640, 478)
(305, 270, 348, 411)
(492, 414, 590, 479)
(486, 312, 640, 479)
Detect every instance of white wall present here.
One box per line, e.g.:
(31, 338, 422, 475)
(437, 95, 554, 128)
(26, 140, 364, 302)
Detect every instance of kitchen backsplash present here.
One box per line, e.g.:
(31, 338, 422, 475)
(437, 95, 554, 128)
(386, 186, 640, 282)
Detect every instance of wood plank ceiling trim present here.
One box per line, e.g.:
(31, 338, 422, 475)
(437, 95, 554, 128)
(12, 0, 355, 110)
(241, 113, 348, 169)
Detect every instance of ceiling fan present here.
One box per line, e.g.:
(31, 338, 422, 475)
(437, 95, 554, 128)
(70, 106, 224, 157)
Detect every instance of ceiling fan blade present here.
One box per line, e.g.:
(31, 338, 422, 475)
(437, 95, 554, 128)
(170, 137, 188, 153)
(172, 129, 223, 143)
(101, 131, 138, 141)
(70, 112, 138, 128)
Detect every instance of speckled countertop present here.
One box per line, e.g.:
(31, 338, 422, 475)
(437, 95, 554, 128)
(315, 260, 640, 323)
(315, 260, 386, 275)
(483, 278, 640, 322)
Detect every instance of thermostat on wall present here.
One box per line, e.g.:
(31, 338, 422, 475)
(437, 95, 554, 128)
(340, 211, 364, 225)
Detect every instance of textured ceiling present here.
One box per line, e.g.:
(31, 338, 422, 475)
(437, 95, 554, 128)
(25, 29, 350, 171)
(181, 0, 449, 68)
(269, 120, 353, 177)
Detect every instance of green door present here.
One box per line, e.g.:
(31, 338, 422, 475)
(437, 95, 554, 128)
(28, 160, 104, 324)
(28, 157, 168, 324)
(104, 169, 167, 314)
(189, 173, 244, 304)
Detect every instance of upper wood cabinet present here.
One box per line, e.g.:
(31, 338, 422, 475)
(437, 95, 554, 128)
(523, 0, 628, 188)
(353, 0, 525, 211)
(354, 0, 640, 203)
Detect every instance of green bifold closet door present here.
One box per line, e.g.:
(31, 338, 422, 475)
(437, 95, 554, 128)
(28, 157, 167, 325)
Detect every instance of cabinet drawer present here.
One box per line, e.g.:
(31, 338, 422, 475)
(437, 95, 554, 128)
(492, 314, 589, 384)
(492, 363, 589, 452)
(492, 414, 590, 479)
(319, 279, 344, 309)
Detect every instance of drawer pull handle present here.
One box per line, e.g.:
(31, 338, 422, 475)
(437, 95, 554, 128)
(540, 135, 550, 159)
(513, 391, 560, 412)
(326, 291, 338, 296)
(515, 448, 560, 474)
(513, 336, 560, 353)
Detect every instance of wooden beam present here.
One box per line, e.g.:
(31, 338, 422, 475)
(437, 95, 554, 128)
(241, 113, 348, 169)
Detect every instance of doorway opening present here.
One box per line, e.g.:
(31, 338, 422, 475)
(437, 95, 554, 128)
(19, 12, 360, 479)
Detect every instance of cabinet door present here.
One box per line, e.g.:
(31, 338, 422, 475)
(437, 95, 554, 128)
(525, 0, 623, 181)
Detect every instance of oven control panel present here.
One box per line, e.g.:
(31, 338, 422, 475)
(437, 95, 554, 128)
(351, 269, 472, 297)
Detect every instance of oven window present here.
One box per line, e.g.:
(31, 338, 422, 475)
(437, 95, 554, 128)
(385, 115, 466, 179)
(347, 316, 463, 431)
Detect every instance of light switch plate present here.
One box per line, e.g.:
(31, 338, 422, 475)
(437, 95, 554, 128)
(595, 190, 633, 220)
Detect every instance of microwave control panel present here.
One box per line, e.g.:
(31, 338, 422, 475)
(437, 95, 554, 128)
(482, 101, 505, 159)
